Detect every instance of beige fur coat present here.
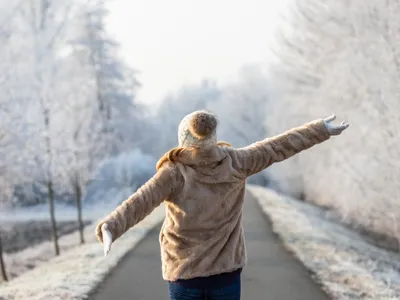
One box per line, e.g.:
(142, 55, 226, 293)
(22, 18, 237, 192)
(95, 119, 331, 281)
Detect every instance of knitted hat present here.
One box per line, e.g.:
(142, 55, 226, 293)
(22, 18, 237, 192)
(178, 110, 218, 147)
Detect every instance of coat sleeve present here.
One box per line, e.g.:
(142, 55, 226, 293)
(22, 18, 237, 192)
(96, 162, 183, 243)
(228, 119, 331, 177)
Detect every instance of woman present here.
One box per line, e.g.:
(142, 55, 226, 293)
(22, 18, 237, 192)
(95, 110, 349, 300)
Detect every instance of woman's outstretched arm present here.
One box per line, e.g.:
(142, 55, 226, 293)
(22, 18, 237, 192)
(95, 162, 183, 246)
(229, 115, 349, 177)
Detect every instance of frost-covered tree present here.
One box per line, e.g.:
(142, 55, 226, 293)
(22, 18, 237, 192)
(208, 65, 269, 147)
(52, 59, 95, 243)
(0, 1, 35, 209)
(76, 0, 142, 159)
(0, 0, 144, 249)
(48, 0, 143, 242)
(6, 0, 81, 255)
(0, 0, 143, 210)
(67, 0, 143, 243)
(266, 0, 400, 245)
(0, 235, 7, 282)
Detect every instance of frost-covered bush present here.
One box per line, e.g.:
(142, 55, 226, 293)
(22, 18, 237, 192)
(83, 149, 156, 208)
(265, 0, 400, 242)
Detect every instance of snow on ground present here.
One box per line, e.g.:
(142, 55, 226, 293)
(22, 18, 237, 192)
(2, 220, 91, 254)
(3, 220, 94, 283)
(247, 184, 400, 300)
(1, 202, 120, 282)
(1, 198, 138, 280)
(0, 205, 165, 300)
(0, 202, 119, 222)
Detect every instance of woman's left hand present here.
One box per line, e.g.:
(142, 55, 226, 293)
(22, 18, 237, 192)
(323, 114, 349, 135)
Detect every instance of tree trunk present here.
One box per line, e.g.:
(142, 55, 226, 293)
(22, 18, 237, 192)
(75, 181, 85, 244)
(47, 178, 59, 255)
(44, 106, 59, 256)
(33, 0, 59, 257)
(0, 235, 8, 282)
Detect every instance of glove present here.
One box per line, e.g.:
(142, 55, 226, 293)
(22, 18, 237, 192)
(323, 114, 349, 135)
(96, 222, 113, 257)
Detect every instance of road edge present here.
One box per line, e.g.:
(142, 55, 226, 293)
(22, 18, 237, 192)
(247, 184, 398, 300)
(0, 205, 165, 300)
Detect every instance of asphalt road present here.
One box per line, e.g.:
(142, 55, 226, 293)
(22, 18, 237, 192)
(90, 191, 330, 300)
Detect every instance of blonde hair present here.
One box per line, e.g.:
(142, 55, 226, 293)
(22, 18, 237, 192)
(156, 141, 232, 171)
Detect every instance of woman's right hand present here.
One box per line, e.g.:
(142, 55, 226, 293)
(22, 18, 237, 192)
(96, 222, 113, 257)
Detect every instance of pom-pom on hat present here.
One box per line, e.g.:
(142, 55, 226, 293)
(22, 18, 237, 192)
(178, 110, 218, 147)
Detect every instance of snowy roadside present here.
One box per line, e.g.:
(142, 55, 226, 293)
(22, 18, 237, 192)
(247, 184, 400, 300)
(1, 199, 142, 281)
(2, 220, 91, 255)
(0, 205, 165, 300)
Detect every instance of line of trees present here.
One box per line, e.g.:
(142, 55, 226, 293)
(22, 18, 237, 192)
(0, 0, 145, 281)
(264, 0, 400, 248)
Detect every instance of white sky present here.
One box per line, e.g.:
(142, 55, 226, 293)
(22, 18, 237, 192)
(106, 0, 289, 110)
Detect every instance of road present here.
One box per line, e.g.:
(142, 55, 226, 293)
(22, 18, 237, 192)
(90, 191, 330, 300)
